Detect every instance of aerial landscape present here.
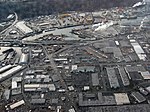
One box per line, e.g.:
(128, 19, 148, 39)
(0, 0, 150, 112)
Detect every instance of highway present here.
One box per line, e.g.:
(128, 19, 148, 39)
(0, 12, 18, 35)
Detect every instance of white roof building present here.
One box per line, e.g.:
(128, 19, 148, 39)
(114, 93, 130, 105)
(10, 100, 25, 109)
(15, 21, 33, 34)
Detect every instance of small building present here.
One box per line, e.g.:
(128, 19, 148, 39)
(83, 86, 90, 91)
(140, 71, 150, 80)
(30, 99, 46, 104)
(3, 89, 10, 100)
(19, 53, 28, 64)
(91, 73, 99, 86)
(68, 86, 75, 91)
(51, 75, 60, 82)
(69, 108, 76, 112)
(75, 66, 95, 73)
(139, 87, 149, 95)
(145, 86, 150, 93)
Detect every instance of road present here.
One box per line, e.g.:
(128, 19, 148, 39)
(84, 46, 108, 59)
(39, 44, 78, 111)
(0, 12, 18, 35)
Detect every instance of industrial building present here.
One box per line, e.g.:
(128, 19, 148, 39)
(106, 67, 120, 89)
(15, 21, 33, 34)
(19, 53, 28, 64)
(114, 93, 130, 105)
(24, 84, 56, 91)
(131, 92, 146, 103)
(9, 100, 25, 110)
(91, 73, 99, 86)
(0, 65, 23, 82)
(118, 67, 130, 86)
(74, 66, 95, 73)
(78, 92, 116, 106)
(0, 65, 14, 73)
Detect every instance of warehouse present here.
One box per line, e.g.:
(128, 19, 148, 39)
(9, 100, 25, 110)
(140, 71, 150, 80)
(24, 84, 56, 91)
(125, 65, 146, 81)
(0, 65, 23, 82)
(91, 73, 99, 86)
(15, 21, 33, 34)
(114, 93, 130, 105)
(78, 92, 116, 106)
(75, 66, 95, 73)
(130, 40, 147, 61)
(118, 67, 130, 86)
(106, 67, 120, 88)
(0, 65, 14, 73)
(131, 92, 146, 103)
(30, 99, 46, 104)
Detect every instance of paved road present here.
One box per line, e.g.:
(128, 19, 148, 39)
(40, 44, 78, 111)
(0, 12, 18, 35)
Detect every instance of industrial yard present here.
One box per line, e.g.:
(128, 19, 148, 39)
(0, 0, 150, 112)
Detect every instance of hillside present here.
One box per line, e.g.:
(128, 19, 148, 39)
(0, 0, 141, 20)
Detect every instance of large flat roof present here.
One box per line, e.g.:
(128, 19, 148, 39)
(106, 67, 120, 88)
(15, 21, 33, 34)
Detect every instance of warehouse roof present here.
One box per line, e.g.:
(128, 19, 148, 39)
(114, 93, 130, 105)
(106, 67, 120, 88)
(91, 73, 99, 86)
(30, 99, 46, 104)
(118, 67, 130, 86)
(15, 21, 33, 34)
(131, 92, 146, 103)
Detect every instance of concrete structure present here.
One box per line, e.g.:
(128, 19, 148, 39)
(114, 93, 130, 105)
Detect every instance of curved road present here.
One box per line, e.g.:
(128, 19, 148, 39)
(0, 12, 18, 35)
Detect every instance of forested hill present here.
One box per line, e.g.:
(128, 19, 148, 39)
(0, 0, 141, 20)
